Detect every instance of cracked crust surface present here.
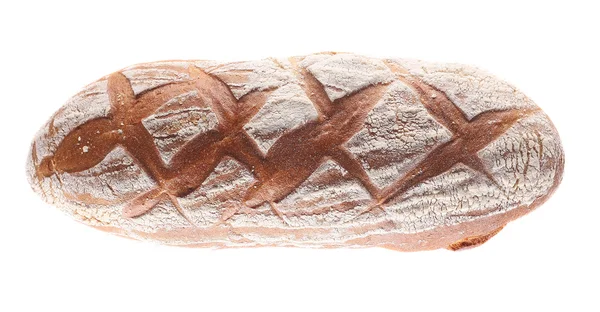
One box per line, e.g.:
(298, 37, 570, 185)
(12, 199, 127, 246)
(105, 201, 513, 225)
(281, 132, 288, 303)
(26, 52, 564, 250)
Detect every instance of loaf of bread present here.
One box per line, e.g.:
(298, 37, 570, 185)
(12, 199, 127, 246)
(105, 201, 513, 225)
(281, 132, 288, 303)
(26, 52, 564, 251)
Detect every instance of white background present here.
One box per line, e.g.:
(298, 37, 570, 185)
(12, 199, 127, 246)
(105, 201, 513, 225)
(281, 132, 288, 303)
(1, 1, 598, 311)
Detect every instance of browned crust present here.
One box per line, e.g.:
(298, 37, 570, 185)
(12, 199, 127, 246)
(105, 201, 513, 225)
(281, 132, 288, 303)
(446, 226, 504, 251)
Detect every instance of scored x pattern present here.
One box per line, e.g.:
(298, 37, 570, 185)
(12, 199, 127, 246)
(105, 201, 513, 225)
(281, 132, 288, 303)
(34, 58, 536, 225)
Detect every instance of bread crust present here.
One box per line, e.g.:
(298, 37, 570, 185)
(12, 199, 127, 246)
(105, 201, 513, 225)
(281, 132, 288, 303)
(27, 53, 564, 250)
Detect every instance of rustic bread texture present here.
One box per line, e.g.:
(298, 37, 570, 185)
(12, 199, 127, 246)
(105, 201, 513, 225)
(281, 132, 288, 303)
(26, 52, 564, 251)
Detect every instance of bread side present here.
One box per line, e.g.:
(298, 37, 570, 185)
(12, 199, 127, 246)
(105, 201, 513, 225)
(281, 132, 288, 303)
(27, 53, 564, 250)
